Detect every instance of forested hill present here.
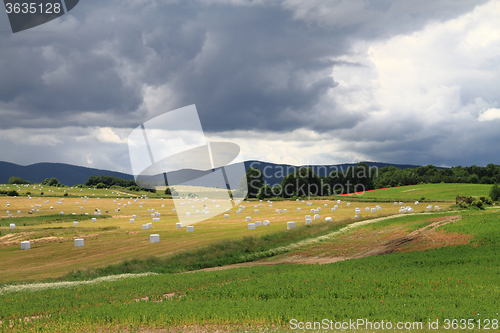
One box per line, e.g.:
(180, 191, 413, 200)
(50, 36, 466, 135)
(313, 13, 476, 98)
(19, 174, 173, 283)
(0, 160, 422, 186)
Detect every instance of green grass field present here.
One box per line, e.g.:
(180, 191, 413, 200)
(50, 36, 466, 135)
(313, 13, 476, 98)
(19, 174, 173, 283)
(341, 183, 493, 202)
(0, 183, 498, 332)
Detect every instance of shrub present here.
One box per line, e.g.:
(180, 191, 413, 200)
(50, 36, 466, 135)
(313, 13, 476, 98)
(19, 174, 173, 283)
(471, 198, 483, 209)
(490, 183, 500, 202)
(8, 176, 31, 185)
(63, 192, 68, 197)
(7, 190, 19, 196)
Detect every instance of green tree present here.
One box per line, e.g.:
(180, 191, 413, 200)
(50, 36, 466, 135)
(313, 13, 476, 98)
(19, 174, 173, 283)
(234, 167, 264, 198)
(48, 178, 61, 186)
(490, 183, 500, 201)
(257, 185, 273, 200)
(8, 176, 31, 185)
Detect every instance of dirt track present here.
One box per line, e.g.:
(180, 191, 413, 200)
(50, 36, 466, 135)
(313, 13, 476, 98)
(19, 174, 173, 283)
(187, 215, 467, 273)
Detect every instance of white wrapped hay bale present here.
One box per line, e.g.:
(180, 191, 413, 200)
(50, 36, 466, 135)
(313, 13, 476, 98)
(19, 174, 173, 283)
(21, 241, 30, 250)
(347, 203, 351, 206)
(60, 211, 64, 215)
(186, 212, 191, 217)
(155, 212, 161, 217)
(269, 204, 273, 208)
(314, 214, 320, 219)
(224, 214, 229, 218)
(73, 221, 78, 226)
(415, 201, 419, 205)
(305, 218, 312, 225)
(10, 223, 15, 229)
(283, 209, 287, 213)
(91, 218, 97, 222)
(236, 209, 241, 214)
(324, 204, 328, 207)
(226, 209, 230, 213)
(255, 221, 262, 227)
(287, 221, 296, 229)
(325, 217, 332, 222)
(276, 209, 282, 213)
(147, 223, 152, 229)
(334, 205, 338, 209)
(205, 211, 210, 215)
(74, 239, 84, 247)
(263, 220, 270, 226)
(187, 226, 194, 232)
(435, 206, 440, 210)
(176, 222, 182, 228)
(153, 218, 160, 222)
(427, 205, 433, 211)
(246, 216, 251, 221)
(331, 208, 336, 212)
(371, 208, 376, 213)
(365, 207, 370, 211)
(248, 223, 256, 230)
(150, 234, 160, 243)
(394, 202, 398, 205)
(297, 207, 301, 211)
(399, 202, 403, 206)
(254, 209, 259, 213)
(151, 213, 155, 217)
(132, 215, 137, 219)
(130, 219, 135, 223)
(337, 200, 341, 204)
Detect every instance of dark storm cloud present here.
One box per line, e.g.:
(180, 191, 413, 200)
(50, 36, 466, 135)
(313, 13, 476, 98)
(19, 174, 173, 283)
(0, 0, 486, 133)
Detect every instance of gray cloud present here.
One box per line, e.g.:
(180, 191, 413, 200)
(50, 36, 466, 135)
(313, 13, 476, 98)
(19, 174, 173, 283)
(0, 0, 498, 169)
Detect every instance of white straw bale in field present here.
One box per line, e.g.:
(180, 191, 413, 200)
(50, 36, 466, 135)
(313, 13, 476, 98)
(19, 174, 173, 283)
(325, 217, 332, 222)
(394, 202, 398, 205)
(246, 216, 251, 221)
(347, 203, 351, 206)
(205, 211, 209, 215)
(324, 204, 328, 207)
(150, 234, 160, 243)
(21, 241, 30, 250)
(415, 201, 419, 205)
(73, 221, 78, 226)
(305, 218, 312, 225)
(255, 221, 262, 227)
(399, 202, 403, 205)
(263, 220, 270, 226)
(337, 200, 341, 204)
(10, 223, 15, 229)
(283, 209, 287, 213)
(153, 218, 160, 222)
(248, 223, 256, 230)
(92, 218, 97, 222)
(186, 212, 191, 217)
(314, 214, 320, 219)
(254, 209, 259, 213)
(130, 219, 135, 223)
(297, 207, 301, 211)
(276, 209, 282, 213)
(371, 208, 376, 213)
(365, 207, 370, 211)
(224, 214, 229, 218)
(176, 222, 182, 228)
(331, 208, 336, 212)
(60, 211, 64, 215)
(187, 226, 194, 232)
(287, 221, 296, 229)
(74, 239, 84, 247)
(147, 223, 152, 229)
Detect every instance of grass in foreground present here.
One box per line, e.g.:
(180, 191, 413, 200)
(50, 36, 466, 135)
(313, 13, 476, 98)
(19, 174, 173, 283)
(0, 209, 499, 332)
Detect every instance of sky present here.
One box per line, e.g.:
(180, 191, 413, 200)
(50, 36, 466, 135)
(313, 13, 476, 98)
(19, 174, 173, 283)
(1, 0, 500, 173)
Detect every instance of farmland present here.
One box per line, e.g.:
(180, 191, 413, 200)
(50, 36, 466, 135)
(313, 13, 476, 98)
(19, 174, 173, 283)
(0, 182, 498, 332)
(339, 183, 492, 202)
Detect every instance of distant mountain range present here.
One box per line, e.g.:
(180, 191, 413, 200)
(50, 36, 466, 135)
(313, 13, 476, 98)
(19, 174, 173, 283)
(0, 160, 431, 187)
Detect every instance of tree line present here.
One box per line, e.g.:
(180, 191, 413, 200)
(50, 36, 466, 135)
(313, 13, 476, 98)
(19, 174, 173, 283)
(236, 163, 500, 199)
